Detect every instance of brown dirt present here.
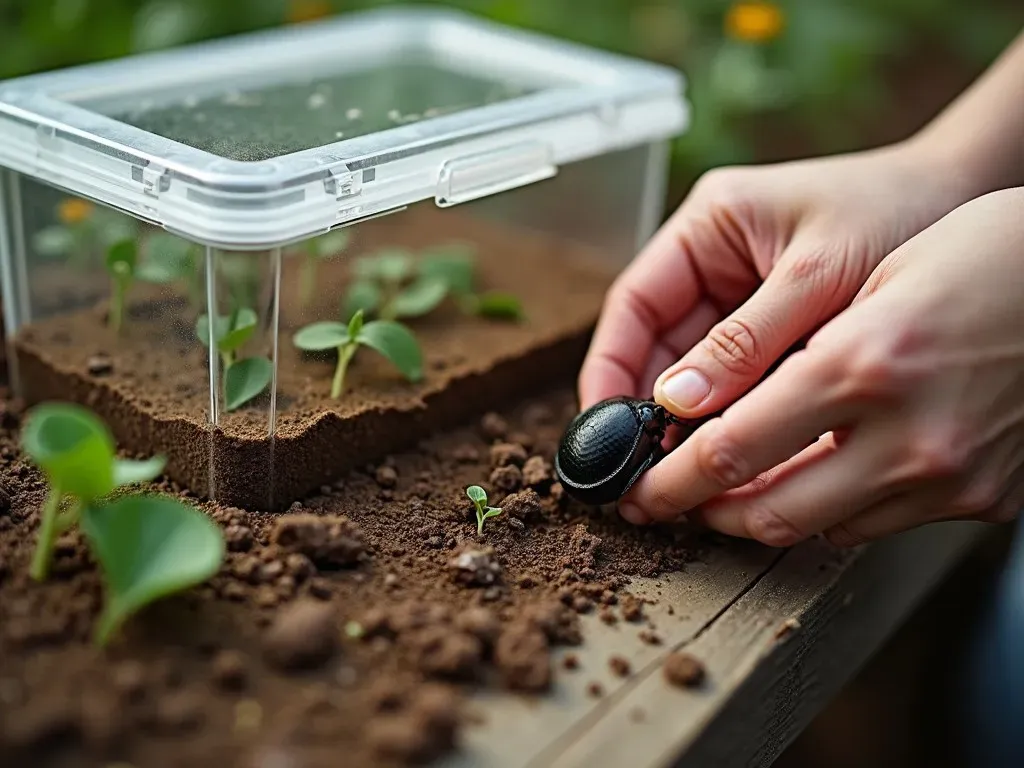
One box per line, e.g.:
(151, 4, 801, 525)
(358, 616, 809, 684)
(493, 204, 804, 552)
(0, 384, 710, 768)
(663, 651, 706, 689)
(12, 205, 615, 510)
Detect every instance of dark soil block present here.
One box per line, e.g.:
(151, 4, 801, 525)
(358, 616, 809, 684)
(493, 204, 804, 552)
(11, 207, 616, 509)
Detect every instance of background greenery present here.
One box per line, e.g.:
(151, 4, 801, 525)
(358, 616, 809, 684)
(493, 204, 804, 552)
(1, 0, 1021, 207)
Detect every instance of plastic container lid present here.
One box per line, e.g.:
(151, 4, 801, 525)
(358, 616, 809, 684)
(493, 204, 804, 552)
(0, 6, 689, 250)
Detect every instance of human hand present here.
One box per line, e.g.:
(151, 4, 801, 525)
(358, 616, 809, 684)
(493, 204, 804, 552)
(580, 139, 981, 421)
(622, 187, 1024, 546)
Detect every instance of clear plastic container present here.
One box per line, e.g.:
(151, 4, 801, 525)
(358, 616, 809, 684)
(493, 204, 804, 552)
(0, 6, 689, 509)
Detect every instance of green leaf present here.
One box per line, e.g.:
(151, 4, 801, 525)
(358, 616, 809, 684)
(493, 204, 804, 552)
(21, 403, 115, 500)
(112, 456, 167, 487)
(32, 226, 76, 257)
(347, 309, 364, 339)
(354, 250, 412, 283)
(466, 485, 487, 507)
(195, 313, 226, 350)
(106, 239, 137, 278)
(473, 292, 523, 320)
(342, 280, 382, 320)
(224, 357, 273, 411)
(356, 320, 424, 383)
(293, 321, 350, 352)
(81, 495, 225, 645)
(311, 230, 350, 259)
(419, 246, 476, 295)
(136, 233, 195, 283)
(217, 308, 259, 354)
(389, 276, 448, 318)
(196, 308, 258, 353)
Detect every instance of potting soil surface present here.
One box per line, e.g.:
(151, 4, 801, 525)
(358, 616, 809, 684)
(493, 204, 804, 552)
(12, 206, 616, 509)
(0, 384, 711, 768)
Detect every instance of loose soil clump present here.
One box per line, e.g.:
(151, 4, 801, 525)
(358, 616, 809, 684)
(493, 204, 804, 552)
(0, 386, 708, 767)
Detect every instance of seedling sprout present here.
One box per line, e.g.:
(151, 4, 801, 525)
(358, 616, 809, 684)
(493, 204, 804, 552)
(21, 402, 225, 645)
(467, 485, 502, 535)
(105, 239, 135, 333)
(196, 307, 273, 411)
(342, 244, 523, 323)
(293, 309, 423, 399)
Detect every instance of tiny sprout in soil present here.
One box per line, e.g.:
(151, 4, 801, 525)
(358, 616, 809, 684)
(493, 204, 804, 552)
(105, 239, 136, 333)
(293, 309, 423, 399)
(21, 402, 225, 645)
(342, 243, 523, 323)
(467, 485, 502, 536)
(196, 307, 273, 411)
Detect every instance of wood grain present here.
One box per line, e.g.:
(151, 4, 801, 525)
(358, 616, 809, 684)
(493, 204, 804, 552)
(438, 521, 988, 768)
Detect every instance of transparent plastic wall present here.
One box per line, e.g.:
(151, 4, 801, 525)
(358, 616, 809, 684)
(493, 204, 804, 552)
(0, 142, 667, 509)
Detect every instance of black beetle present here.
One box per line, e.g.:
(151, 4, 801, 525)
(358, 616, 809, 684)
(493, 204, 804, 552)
(555, 396, 700, 506)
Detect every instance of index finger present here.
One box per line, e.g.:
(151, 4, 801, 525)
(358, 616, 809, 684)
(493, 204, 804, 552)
(577, 206, 704, 409)
(621, 349, 856, 522)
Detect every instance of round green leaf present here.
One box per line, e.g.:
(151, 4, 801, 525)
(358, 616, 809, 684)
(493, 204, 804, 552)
(419, 246, 476, 295)
(342, 280, 382, 321)
(106, 239, 137, 278)
(466, 485, 487, 506)
(217, 307, 259, 354)
(195, 313, 225, 350)
(355, 250, 412, 283)
(21, 403, 115, 500)
(113, 456, 167, 488)
(312, 230, 351, 259)
(32, 226, 76, 257)
(224, 356, 273, 411)
(356, 320, 424, 382)
(136, 233, 195, 284)
(293, 321, 350, 351)
(389, 276, 448, 318)
(474, 291, 523, 320)
(81, 495, 225, 645)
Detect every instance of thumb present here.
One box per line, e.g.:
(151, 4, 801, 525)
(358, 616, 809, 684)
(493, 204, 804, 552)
(654, 239, 862, 418)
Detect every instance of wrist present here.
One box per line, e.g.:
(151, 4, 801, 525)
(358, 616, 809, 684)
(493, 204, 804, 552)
(898, 128, 1006, 210)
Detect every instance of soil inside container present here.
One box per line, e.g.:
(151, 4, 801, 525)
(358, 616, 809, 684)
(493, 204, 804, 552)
(0, 385, 709, 768)
(11, 207, 617, 509)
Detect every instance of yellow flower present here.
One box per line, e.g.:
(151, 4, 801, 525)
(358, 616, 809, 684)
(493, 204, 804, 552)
(725, 1, 784, 43)
(57, 198, 93, 225)
(287, 0, 332, 25)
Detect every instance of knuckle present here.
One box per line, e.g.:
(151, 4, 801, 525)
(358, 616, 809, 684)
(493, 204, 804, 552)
(702, 318, 762, 376)
(836, 334, 915, 401)
(644, 469, 687, 522)
(824, 523, 867, 549)
(692, 166, 745, 201)
(951, 479, 1002, 518)
(696, 425, 751, 489)
(903, 428, 970, 480)
(744, 505, 806, 547)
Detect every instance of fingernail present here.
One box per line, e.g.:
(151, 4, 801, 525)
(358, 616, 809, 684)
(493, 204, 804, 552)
(619, 503, 650, 526)
(660, 368, 711, 411)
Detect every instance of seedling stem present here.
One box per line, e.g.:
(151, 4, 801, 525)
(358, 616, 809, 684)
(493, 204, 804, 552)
(467, 485, 502, 536)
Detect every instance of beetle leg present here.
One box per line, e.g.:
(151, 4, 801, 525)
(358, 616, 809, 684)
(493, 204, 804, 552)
(620, 449, 661, 498)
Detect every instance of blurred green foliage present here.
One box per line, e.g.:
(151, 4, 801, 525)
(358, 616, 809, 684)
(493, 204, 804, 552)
(0, 0, 1020, 196)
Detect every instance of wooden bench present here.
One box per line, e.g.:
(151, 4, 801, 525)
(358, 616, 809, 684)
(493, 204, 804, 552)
(439, 521, 988, 768)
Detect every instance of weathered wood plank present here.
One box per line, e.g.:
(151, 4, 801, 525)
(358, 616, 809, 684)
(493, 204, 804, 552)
(547, 521, 988, 768)
(438, 539, 781, 768)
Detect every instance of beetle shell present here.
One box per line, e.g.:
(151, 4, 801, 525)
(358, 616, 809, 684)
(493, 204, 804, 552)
(555, 396, 670, 507)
